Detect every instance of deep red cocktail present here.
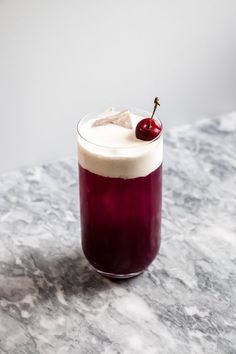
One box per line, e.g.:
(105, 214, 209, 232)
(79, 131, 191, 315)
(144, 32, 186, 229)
(77, 108, 163, 278)
(79, 164, 162, 276)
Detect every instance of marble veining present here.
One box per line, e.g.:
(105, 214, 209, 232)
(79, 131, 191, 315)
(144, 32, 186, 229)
(0, 112, 236, 354)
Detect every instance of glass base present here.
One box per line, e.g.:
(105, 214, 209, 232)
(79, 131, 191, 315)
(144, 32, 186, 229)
(93, 267, 144, 279)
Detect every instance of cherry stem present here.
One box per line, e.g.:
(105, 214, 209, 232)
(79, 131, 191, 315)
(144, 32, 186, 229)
(148, 97, 160, 128)
(151, 97, 160, 119)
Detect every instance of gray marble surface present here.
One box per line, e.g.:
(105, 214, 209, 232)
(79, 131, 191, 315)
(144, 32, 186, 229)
(1, 112, 236, 354)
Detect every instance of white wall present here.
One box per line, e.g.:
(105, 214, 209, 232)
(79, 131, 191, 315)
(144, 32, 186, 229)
(0, 0, 236, 173)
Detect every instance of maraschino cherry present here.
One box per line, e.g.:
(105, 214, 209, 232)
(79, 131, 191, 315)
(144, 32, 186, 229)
(135, 97, 161, 141)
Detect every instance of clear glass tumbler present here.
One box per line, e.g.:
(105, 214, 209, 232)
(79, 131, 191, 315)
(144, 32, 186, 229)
(77, 109, 163, 278)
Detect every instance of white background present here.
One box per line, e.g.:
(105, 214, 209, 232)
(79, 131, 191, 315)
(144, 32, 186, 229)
(0, 0, 236, 173)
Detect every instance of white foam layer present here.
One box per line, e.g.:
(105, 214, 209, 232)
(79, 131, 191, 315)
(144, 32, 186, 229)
(77, 112, 163, 179)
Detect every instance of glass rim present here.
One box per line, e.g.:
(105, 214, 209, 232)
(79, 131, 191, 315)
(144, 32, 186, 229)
(77, 109, 163, 149)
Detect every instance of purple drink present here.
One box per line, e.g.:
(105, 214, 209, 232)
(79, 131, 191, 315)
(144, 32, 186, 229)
(77, 108, 163, 278)
(79, 164, 162, 277)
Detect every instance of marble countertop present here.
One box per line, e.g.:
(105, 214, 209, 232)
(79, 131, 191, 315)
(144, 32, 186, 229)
(0, 113, 236, 354)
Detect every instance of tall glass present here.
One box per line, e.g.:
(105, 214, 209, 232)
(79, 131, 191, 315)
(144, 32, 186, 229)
(77, 109, 163, 279)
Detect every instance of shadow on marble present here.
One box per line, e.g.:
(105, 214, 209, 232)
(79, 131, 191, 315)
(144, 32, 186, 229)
(34, 252, 113, 297)
(0, 249, 114, 305)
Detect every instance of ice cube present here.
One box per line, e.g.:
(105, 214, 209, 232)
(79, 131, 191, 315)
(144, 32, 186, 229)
(92, 116, 114, 126)
(93, 110, 132, 129)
